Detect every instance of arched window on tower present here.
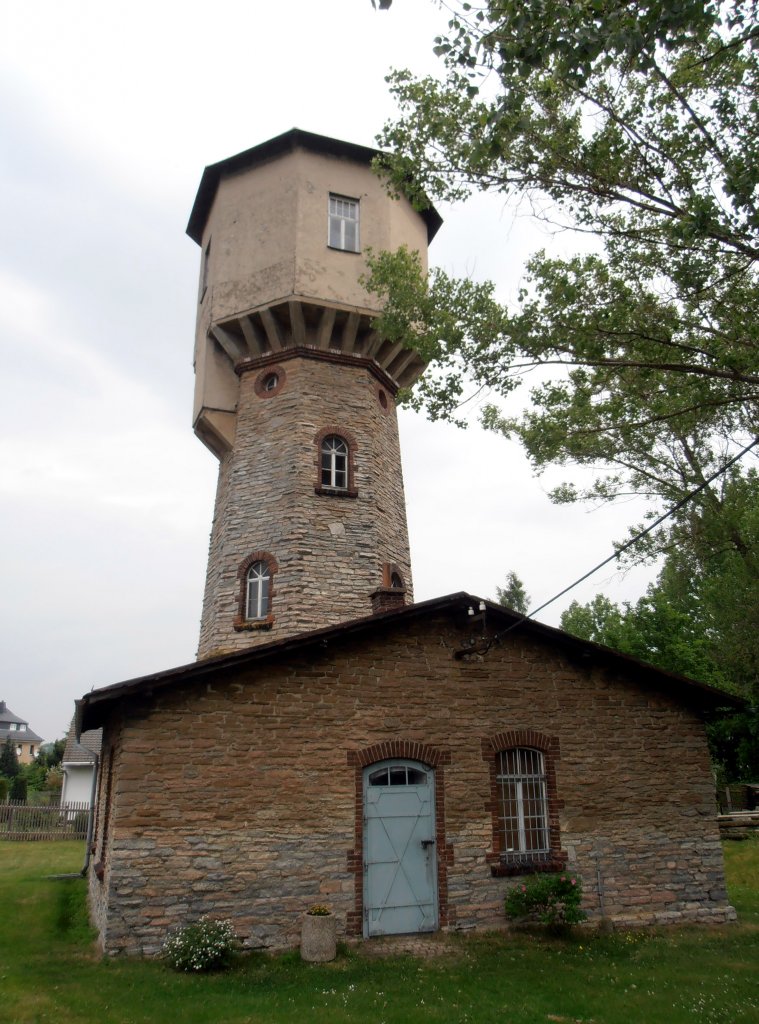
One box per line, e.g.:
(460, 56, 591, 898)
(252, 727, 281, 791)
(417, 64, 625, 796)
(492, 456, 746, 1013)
(235, 552, 277, 632)
(245, 560, 271, 620)
(321, 435, 349, 490)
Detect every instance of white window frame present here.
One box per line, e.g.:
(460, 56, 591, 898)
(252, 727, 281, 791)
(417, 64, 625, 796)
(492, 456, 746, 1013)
(496, 747, 549, 862)
(245, 560, 271, 620)
(321, 435, 349, 489)
(328, 194, 360, 252)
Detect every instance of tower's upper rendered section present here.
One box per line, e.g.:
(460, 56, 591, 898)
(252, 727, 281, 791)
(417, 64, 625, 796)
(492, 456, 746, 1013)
(187, 129, 441, 457)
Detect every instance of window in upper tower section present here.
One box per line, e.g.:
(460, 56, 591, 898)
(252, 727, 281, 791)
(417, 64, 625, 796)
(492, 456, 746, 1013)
(321, 435, 349, 489)
(328, 194, 360, 252)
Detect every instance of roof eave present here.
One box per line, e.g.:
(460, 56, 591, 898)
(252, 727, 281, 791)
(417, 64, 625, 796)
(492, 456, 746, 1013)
(186, 127, 443, 246)
(77, 592, 745, 733)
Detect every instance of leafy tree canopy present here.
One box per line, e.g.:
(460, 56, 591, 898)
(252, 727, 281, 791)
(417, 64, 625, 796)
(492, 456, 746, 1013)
(38, 738, 65, 770)
(495, 570, 530, 613)
(367, 0, 759, 562)
(0, 737, 20, 779)
(559, 476, 759, 779)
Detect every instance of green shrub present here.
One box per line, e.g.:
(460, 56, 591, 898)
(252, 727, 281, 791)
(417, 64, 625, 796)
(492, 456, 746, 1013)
(162, 916, 237, 972)
(505, 873, 587, 927)
(0, 777, 8, 802)
(9, 776, 27, 802)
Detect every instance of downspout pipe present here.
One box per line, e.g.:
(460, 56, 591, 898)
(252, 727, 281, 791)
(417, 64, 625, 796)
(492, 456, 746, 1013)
(80, 752, 99, 877)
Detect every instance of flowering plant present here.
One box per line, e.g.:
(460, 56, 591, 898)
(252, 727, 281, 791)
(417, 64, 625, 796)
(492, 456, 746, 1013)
(504, 873, 586, 927)
(306, 904, 332, 916)
(162, 916, 237, 972)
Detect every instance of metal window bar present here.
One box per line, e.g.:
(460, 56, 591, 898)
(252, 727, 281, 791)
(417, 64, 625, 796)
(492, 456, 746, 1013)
(496, 748, 549, 861)
(368, 765, 427, 786)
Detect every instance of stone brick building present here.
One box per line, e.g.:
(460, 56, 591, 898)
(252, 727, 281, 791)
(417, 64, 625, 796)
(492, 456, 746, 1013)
(79, 594, 737, 955)
(77, 130, 738, 955)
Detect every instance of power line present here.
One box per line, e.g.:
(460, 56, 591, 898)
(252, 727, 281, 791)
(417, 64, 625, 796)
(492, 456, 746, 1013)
(479, 435, 759, 650)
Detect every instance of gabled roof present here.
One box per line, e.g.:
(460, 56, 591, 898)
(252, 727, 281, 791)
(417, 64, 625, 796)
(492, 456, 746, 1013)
(0, 702, 43, 744)
(186, 127, 443, 246)
(62, 716, 102, 765)
(0, 726, 43, 745)
(77, 592, 743, 734)
(0, 701, 27, 727)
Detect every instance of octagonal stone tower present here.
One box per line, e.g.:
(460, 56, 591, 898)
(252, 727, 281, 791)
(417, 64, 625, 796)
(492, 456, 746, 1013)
(188, 129, 441, 658)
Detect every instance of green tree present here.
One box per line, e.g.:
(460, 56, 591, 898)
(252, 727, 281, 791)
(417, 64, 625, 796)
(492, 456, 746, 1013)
(0, 737, 19, 779)
(495, 570, 530, 614)
(20, 760, 48, 792)
(367, 0, 759, 563)
(371, 2, 759, 781)
(560, 537, 759, 781)
(9, 775, 27, 803)
(37, 739, 65, 770)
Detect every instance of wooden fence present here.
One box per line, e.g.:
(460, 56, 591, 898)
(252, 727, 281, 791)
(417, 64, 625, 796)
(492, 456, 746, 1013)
(718, 810, 759, 838)
(0, 800, 91, 841)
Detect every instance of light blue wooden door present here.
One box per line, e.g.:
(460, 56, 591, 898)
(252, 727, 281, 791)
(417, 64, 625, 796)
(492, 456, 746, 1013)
(363, 760, 438, 937)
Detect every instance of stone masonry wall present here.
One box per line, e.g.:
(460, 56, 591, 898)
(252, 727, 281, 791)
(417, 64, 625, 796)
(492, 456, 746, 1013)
(196, 352, 413, 659)
(89, 614, 734, 956)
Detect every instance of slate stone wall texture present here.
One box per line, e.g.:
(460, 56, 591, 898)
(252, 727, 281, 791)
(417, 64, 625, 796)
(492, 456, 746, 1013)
(196, 349, 413, 659)
(87, 613, 734, 957)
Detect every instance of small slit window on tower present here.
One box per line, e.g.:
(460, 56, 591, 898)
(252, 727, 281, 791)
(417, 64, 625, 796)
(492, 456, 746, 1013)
(245, 560, 271, 620)
(328, 194, 359, 252)
(321, 435, 349, 489)
(199, 238, 211, 302)
(496, 748, 549, 863)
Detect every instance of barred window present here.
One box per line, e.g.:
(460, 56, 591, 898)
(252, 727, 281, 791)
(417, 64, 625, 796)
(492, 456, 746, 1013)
(496, 748, 549, 862)
(328, 194, 359, 252)
(245, 561, 271, 620)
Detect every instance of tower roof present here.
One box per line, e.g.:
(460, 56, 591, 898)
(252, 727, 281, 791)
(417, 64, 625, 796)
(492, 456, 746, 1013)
(186, 128, 443, 246)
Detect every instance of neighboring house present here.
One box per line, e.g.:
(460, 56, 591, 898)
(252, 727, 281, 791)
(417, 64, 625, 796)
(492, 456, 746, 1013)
(60, 717, 102, 806)
(78, 593, 740, 956)
(0, 701, 43, 765)
(77, 130, 740, 957)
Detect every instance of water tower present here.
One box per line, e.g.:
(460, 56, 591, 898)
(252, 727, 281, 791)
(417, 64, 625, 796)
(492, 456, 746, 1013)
(187, 130, 441, 657)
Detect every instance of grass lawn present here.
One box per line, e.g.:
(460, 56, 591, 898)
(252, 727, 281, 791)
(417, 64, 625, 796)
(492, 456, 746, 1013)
(1, 838, 758, 1024)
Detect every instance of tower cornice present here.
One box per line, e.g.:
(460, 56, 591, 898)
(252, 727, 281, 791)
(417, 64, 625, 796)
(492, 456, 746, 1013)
(234, 345, 402, 395)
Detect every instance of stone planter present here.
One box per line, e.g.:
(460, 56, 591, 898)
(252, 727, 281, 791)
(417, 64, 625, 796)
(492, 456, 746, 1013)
(300, 913, 337, 962)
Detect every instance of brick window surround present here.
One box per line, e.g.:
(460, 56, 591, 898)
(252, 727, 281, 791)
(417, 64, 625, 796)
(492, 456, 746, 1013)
(253, 365, 287, 398)
(382, 563, 405, 590)
(482, 729, 567, 877)
(314, 426, 359, 498)
(370, 563, 407, 615)
(233, 551, 278, 631)
(346, 741, 454, 937)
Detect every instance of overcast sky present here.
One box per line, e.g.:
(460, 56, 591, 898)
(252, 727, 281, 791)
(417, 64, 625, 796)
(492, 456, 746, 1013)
(0, 1, 657, 744)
